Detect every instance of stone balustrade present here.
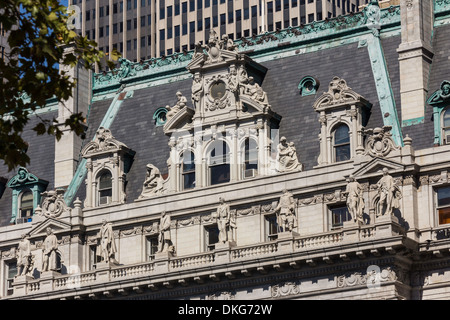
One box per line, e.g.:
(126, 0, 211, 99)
(10, 215, 403, 299)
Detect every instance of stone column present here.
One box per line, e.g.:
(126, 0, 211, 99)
(397, 0, 434, 126)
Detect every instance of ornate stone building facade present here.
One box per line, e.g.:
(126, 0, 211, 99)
(0, 0, 450, 300)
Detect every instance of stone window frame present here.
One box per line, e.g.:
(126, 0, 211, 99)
(145, 235, 159, 260)
(204, 223, 220, 251)
(328, 203, 351, 230)
(264, 212, 278, 242)
(4, 259, 17, 296)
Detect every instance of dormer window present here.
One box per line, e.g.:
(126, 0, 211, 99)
(98, 171, 113, 206)
(82, 127, 135, 208)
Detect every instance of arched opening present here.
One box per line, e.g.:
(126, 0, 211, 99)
(182, 151, 196, 190)
(18, 190, 33, 224)
(209, 140, 230, 186)
(97, 170, 112, 206)
(333, 123, 350, 162)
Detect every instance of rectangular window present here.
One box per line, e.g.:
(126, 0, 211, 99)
(141, 36, 146, 47)
(308, 13, 314, 23)
(330, 206, 351, 229)
(113, 23, 118, 34)
(6, 262, 17, 295)
(134, 17, 137, 29)
(213, 15, 218, 27)
(190, 0, 195, 11)
(244, 7, 249, 19)
(127, 40, 132, 51)
(182, 23, 187, 35)
(160, 7, 165, 19)
(251, 5, 257, 18)
(198, 19, 203, 31)
(160, 29, 165, 40)
(175, 2, 180, 15)
(175, 25, 180, 37)
(220, 13, 226, 25)
(437, 186, 450, 225)
(205, 225, 219, 251)
(275, 0, 281, 11)
(127, 0, 132, 10)
(236, 9, 241, 21)
(99, 27, 104, 37)
(197, 0, 202, 9)
(99, 6, 104, 17)
(182, 1, 188, 13)
(86, 10, 90, 21)
(265, 214, 278, 241)
(146, 236, 159, 260)
(167, 5, 173, 17)
(205, 17, 211, 30)
(141, 16, 146, 27)
(205, 0, 210, 7)
(127, 19, 132, 31)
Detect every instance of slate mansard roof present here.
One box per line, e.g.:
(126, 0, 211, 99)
(1, 3, 450, 225)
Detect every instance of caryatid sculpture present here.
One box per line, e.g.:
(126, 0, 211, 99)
(344, 175, 365, 225)
(98, 219, 119, 264)
(42, 227, 58, 272)
(376, 168, 402, 217)
(276, 136, 302, 173)
(16, 233, 33, 277)
(274, 189, 297, 232)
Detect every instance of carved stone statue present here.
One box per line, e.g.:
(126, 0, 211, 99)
(216, 197, 233, 243)
(97, 219, 118, 264)
(344, 175, 365, 225)
(166, 91, 187, 120)
(276, 137, 302, 173)
(158, 211, 174, 253)
(220, 34, 238, 52)
(139, 163, 164, 199)
(274, 189, 297, 232)
(376, 168, 402, 217)
(191, 73, 203, 109)
(243, 76, 269, 106)
(16, 233, 33, 277)
(42, 227, 58, 272)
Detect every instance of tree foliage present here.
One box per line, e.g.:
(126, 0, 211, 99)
(0, 0, 119, 171)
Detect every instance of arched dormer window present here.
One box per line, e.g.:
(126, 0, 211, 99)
(209, 140, 230, 186)
(243, 138, 258, 179)
(333, 124, 351, 162)
(6, 167, 48, 224)
(17, 190, 33, 224)
(182, 151, 196, 190)
(298, 76, 320, 96)
(97, 170, 113, 206)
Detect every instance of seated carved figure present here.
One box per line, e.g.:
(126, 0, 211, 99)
(139, 164, 164, 198)
(276, 137, 302, 173)
(166, 91, 187, 121)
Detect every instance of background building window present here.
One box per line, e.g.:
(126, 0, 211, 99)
(265, 214, 278, 241)
(98, 171, 112, 205)
(182, 151, 196, 190)
(205, 225, 219, 251)
(333, 124, 350, 162)
(437, 186, 450, 225)
(330, 205, 351, 229)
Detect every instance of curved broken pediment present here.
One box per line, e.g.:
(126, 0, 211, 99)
(313, 76, 370, 111)
(163, 106, 195, 133)
(81, 127, 129, 156)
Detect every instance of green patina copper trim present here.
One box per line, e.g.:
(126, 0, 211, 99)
(63, 89, 132, 205)
(402, 117, 424, 127)
(427, 80, 450, 145)
(92, 5, 402, 95)
(366, 34, 403, 147)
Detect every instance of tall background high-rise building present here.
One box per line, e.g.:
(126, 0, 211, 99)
(70, 0, 370, 64)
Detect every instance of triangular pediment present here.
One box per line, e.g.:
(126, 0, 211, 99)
(163, 106, 195, 132)
(351, 157, 405, 179)
(28, 217, 71, 237)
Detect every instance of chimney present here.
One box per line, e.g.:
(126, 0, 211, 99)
(54, 44, 92, 189)
(397, 0, 434, 126)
